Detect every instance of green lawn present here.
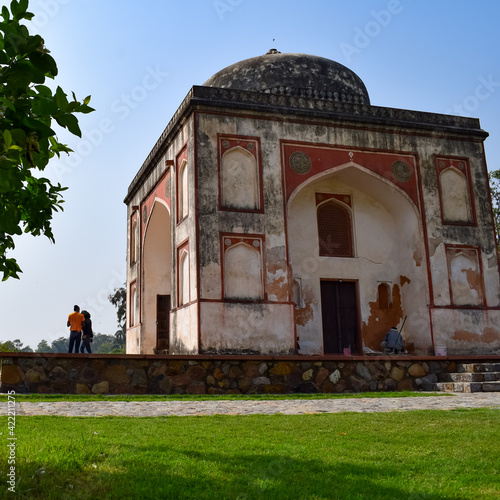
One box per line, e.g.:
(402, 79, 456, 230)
(1, 409, 499, 499)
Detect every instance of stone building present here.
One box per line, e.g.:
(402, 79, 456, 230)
(124, 50, 500, 356)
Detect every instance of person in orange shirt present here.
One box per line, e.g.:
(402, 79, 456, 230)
(67, 305, 84, 353)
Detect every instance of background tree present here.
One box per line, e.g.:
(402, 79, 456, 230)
(0, 0, 93, 280)
(0, 338, 32, 351)
(489, 169, 500, 251)
(109, 284, 126, 351)
(35, 339, 52, 352)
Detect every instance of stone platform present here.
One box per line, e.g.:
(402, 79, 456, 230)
(2, 353, 500, 395)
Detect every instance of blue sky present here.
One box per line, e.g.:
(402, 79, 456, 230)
(1, 0, 500, 350)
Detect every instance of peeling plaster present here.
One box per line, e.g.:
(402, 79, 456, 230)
(362, 284, 403, 351)
(295, 285, 315, 327)
(400, 275, 411, 287)
(412, 249, 422, 267)
(463, 267, 481, 293)
(428, 236, 444, 257)
(452, 327, 500, 344)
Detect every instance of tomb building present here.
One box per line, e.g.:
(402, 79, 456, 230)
(124, 50, 500, 355)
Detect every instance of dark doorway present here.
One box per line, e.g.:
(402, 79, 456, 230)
(320, 281, 359, 354)
(156, 295, 170, 350)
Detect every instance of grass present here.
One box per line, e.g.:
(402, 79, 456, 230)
(0, 391, 448, 402)
(1, 409, 499, 499)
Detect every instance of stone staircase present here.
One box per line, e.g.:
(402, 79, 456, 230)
(423, 363, 500, 393)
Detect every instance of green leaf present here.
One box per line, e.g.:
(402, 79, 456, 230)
(1, 6, 10, 20)
(3, 129, 12, 148)
(54, 86, 68, 111)
(54, 113, 81, 137)
(29, 51, 57, 77)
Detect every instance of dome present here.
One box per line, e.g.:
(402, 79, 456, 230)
(203, 50, 370, 104)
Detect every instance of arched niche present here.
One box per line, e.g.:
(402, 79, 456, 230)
(224, 242, 263, 300)
(221, 146, 259, 210)
(439, 167, 473, 223)
(179, 248, 190, 306)
(178, 160, 189, 220)
(447, 247, 483, 306)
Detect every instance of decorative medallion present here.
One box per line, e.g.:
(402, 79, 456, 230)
(458, 162, 465, 170)
(222, 140, 230, 149)
(317, 194, 324, 202)
(143, 206, 148, 223)
(348, 151, 354, 161)
(439, 160, 445, 169)
(247, 143, 255, 151)
(344, 196, 350, 203)
(289, 151, 312, 174)
(165, 175, 171, 198)
(391, 160, 412, 183)
(225, 238, 232, 246)
(253, 240, 260, 247)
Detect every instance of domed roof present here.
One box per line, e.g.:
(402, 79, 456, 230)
(203, 50, 370, 104)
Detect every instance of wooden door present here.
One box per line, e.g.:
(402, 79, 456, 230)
(320, 281, 358, 354)
(156, 294, 170, 350)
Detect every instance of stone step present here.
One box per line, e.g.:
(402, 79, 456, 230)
(438, 372, 485, 383)
(456, 363, 500, 373)
(422, 381, 500, 393)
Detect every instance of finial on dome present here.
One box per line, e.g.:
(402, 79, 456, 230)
(266, 48, 281, 55)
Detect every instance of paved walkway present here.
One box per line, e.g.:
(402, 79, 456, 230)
(2, 393, 500, 417)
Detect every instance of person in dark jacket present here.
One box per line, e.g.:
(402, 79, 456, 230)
(80, 310, 94, 354)
(381, 326, 404, 354)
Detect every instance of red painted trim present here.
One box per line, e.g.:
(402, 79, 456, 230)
(217, 134, 264, 213)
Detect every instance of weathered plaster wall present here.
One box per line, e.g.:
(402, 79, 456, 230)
(125, 119, 195, 354)
(195, 113, 295, 353)
(432, 308, 500, 354)
(170, 304, 198, 354)
(200, 302, 294, 354)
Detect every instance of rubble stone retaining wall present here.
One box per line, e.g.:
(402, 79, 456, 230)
(1, 353, 499, 395)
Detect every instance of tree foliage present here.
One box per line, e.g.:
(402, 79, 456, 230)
(0, 0, 94, 280)
(0, 338, 32, 351)
(489, 169, 500, 251)
(109, 284, 126, 349)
